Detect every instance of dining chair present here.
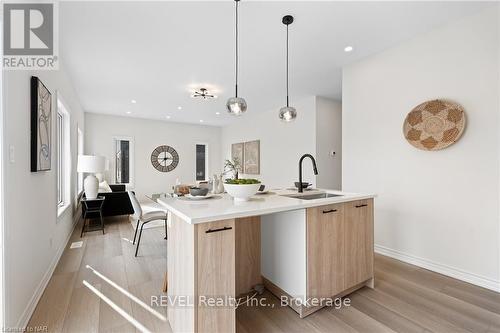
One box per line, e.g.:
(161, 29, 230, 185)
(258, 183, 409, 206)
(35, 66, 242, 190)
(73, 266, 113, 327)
(127, 191, 167, 257)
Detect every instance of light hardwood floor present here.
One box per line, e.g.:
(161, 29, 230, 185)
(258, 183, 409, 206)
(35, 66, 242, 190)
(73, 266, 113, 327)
(28, 216, 500, 333)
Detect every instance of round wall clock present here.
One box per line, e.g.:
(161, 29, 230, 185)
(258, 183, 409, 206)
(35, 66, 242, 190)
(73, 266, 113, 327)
(151, 145, 179, 172)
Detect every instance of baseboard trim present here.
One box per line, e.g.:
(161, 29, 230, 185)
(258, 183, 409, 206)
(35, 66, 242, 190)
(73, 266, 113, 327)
(15, 211, 80, 329)
(375, 244, 500, 293)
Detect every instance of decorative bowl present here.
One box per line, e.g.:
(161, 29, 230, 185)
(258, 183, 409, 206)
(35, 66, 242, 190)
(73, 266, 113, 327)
(189, 187, 209, 197)
(224, 183, 261, 202)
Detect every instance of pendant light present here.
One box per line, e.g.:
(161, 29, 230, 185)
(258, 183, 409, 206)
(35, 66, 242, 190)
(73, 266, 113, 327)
(226, 0, 247, 115)
(279, 15, 297, 122)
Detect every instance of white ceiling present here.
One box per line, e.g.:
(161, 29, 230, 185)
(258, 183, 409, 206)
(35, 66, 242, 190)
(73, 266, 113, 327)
(60, 1, 491, 126)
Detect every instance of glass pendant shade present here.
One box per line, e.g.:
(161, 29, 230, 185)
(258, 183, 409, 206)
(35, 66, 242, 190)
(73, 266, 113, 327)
(279, 106, 297, 122)
(226, 97, 247, 115)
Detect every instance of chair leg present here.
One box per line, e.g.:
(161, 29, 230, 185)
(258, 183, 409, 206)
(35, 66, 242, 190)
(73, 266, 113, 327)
(133, 219, 140, 244)
(164, 218, 168, 240)
(135, 222, 145, 257)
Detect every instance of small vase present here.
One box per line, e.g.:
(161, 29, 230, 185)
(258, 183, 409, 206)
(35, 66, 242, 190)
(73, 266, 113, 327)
(218, 175, 225, 193)
(212, 175, 219, 194)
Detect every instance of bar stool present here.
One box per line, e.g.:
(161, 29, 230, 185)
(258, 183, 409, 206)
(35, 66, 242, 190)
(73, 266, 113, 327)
(127, 191, 167, 257)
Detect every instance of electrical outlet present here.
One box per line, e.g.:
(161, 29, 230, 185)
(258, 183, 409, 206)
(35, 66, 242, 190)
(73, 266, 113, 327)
(9, 145, 15, 163)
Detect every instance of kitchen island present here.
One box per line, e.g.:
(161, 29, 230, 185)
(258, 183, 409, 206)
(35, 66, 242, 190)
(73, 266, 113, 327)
(158, 189, 375, 333)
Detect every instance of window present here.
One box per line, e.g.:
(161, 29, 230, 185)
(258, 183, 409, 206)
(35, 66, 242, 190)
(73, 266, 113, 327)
(77, 127, 84, 194)
(57, 112, 64, 205)
(56, 97, 70, 212)
(114, 137, 134, 186)
(196, 144, 208, 181)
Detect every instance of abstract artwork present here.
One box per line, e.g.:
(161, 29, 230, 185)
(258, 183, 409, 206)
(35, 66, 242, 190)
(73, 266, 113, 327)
(243, 140, 260, 174)
(31, 76, 52, 172)
(231, 142, 244, 167)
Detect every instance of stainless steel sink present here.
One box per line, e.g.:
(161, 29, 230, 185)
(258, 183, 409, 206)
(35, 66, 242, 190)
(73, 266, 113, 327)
(283, 193, 342, 200)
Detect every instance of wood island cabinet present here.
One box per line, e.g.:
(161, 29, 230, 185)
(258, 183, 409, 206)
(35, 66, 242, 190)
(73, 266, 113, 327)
(304, 199, 374, 313)
(166, 195, 375, 332)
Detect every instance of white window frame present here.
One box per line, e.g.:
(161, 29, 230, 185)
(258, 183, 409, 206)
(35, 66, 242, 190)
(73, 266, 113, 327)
(195, 143, 209, 181)
(56, 94, 71, 217)
(112, 136, 134, 188)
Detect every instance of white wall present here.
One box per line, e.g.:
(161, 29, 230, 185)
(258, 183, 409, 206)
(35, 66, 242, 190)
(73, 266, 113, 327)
(343, 8, 500, 290)
(221, 96, 317, 189)
(3, 63, 85, 327)
(84, 113, 222, 201)
(315, 97, 342, 190)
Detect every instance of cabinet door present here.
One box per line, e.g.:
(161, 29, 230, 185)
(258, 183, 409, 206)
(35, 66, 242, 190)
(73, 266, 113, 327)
(197, 219, 236, 333)
(307, 203, 344, 298)
(344, 199, 374, 289)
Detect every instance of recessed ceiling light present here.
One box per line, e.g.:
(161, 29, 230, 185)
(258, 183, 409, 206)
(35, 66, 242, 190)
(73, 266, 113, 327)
(177, 106, 182, 110)
(215, 112, 221, 115)
(131, 99, 137, 104)
(126, 111, 131, 114)
(344, 46, 353, 52)
(199, 119, 204, 123)
(166, 115, 171, 119)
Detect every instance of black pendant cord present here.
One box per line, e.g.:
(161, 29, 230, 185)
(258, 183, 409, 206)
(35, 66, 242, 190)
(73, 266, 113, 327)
(235, 0, 239, 98)
(286, 23, 289, 107)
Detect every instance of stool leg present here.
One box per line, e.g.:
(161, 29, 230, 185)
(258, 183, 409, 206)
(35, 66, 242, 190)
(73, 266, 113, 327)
(133, 219, 140, 244)
(162, 272, 168, 293)
(164, 218, 167, 240)
(135, 222, 145, 257)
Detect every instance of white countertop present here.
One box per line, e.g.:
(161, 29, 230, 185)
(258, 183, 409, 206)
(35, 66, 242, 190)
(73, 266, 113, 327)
(157, 189, 376, 224)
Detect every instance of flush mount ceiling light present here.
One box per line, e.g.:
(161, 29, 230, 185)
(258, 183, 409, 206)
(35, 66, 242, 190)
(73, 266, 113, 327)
(279, 15, 297, 122)
(344, 45, 353, 52)
(226, 0, 247, 116)
(192, 88, 217, 99)
(131, 99, 137, 104)
(177, 106, 182, 110)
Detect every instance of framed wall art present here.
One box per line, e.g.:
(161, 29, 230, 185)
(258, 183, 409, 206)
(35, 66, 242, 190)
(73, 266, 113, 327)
(31, 76, 52, 172)
(243, 140, 260, 174)
(231, 142, 244, 166)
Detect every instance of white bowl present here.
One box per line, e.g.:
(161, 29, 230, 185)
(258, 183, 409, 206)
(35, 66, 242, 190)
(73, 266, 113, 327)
(224, 183, 261, 202)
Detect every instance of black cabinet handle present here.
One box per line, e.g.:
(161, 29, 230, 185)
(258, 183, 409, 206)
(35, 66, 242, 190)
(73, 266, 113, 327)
(355, 204, 368, 208)
(322, 209, 337, 214)
(205, 226, 232, 234)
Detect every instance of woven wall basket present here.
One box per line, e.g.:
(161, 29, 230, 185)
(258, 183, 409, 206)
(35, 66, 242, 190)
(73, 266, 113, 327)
(403, 99, 466, 151)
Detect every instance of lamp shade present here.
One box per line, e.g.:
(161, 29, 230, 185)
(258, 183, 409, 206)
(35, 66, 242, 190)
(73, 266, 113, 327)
(77, 155, 105, 173)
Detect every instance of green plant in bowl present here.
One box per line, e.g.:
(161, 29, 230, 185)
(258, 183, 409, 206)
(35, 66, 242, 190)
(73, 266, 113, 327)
(223, 178, 262, 201)
(225, 178, 261, 185)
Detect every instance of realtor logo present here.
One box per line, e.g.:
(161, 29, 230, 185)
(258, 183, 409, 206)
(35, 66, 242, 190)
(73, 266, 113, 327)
(3, 2, 59, 69)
